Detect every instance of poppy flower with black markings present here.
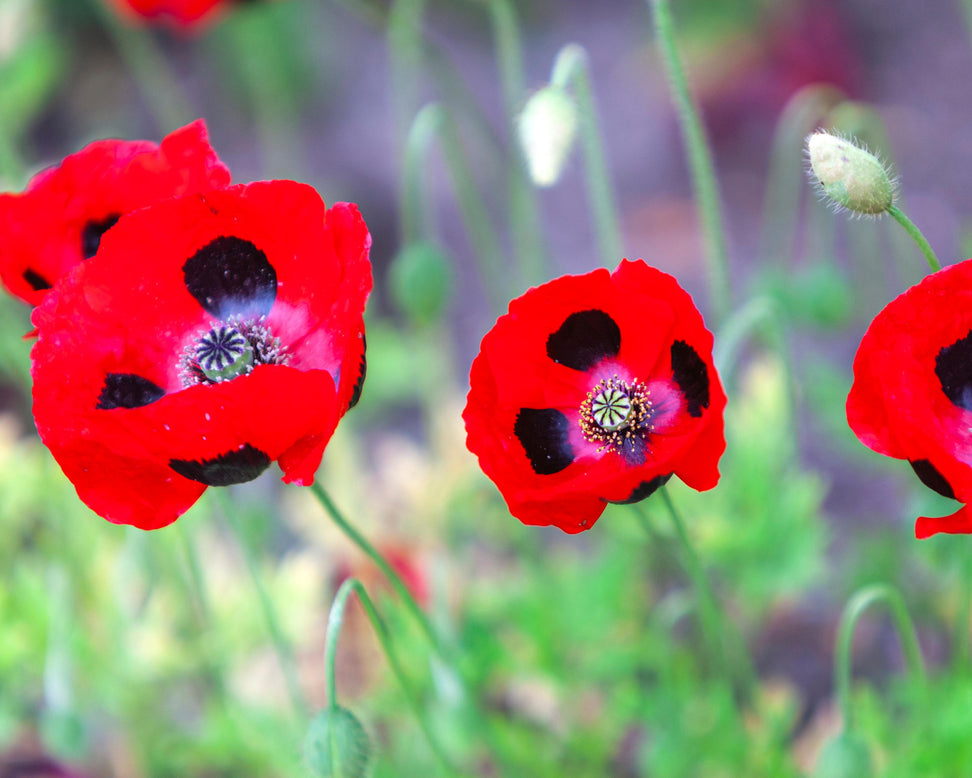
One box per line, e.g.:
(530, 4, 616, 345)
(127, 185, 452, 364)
(463, 260, 726, 533)
(31, 180, 371, 530)
(0, 119, 230, 306)
(847, 259, 972, 539)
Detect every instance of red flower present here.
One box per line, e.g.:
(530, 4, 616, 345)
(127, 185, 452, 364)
(31, 181, 371, 530)
(847, 259, 972, 539)
(463, 260, 726, 533)
(0, 119, 230, 306)
(105, 0, 234, 27)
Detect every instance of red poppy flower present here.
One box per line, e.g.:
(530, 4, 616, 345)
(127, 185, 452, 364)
(463, 260, 727, 533)
(847, 259, 972, 539)
(31, 180, 371, 530)
(105, 0, 234, 27)
(0, 119, 231, 306)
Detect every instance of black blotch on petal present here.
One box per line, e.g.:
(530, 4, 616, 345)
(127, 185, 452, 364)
(81, 214, 121, 259)
(348, 336, 367, 410)
(671, 340, 710, 418)
(96, 373, 166, 410)
(170, 443, 271, 486)
(183, 236, 277, 319)
(546, 309, 621, 371)
(910, 459, 956, 500)
(936, 332, 972, 411)
(22, 268, 52, 291)
(607, 474, 673, 504)
(620, 435, 648, 467)
(514, 408, 574, 475)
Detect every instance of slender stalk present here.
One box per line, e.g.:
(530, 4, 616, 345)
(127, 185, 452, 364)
(324, 578, 460, 775)
(401, 104, 508, 311)
(550, 44, 624, 265)
(310, 482, 440, 655)
(648, 0, 731, 325)
(90, 1, 193, 131)
(658, 487, 756, 698)
(834, 583, 925, 732)
(388, 0, 428, 157)
(887, 205, 941, 273)
(758, 85, 843, 267)
(217, 493, 307, 718)
(486, 0, 547, 286)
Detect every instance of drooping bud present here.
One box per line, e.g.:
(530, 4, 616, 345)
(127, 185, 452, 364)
(388, 242, 453, 326)
(304, 706, 372, 778)
(517, 86, 579, 188)
(806, 131, 895, 216)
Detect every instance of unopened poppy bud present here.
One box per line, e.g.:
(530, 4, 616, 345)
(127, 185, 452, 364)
(389, 242, 453, 325)
(304, 706, 372, 778)
(812, 732, 874, 778)
(517, 86, 579, 187)
(807, 131, 895, 216)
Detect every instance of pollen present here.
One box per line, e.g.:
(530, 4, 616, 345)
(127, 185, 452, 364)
(579, 374, 655, 454)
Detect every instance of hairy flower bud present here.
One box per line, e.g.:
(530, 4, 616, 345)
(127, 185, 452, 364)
(518, 86, 579, 188)
(304, 706, 372, 778)
(806, 131, 895, 216)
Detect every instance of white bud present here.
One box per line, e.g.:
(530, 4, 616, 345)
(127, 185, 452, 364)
(517, 86, 579, 188)
(807, 131, 895, 216)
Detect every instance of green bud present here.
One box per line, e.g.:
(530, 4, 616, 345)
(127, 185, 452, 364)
(517, 85, 579, 188)
(388, 242, 453, 326)
(807, 131, 895, 216)
(304, 706, 372, 778)
(812, 732, 875, 778)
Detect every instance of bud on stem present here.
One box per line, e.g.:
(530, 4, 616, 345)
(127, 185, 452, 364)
(806, 131, 895, 216)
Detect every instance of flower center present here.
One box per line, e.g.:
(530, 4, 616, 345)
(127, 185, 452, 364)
(195, 325, 253, 382)
(180, 315, 289, 387)
(579, 375, 654, 452)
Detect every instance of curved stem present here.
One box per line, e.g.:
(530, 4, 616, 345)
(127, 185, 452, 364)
(400, 104, 508, 311)
(310, 482, 441, 656)
(759, 85, 843, 267)
(834, 583, 926, 732)
(388, 0, 427, 158)
(550, 44, 624, 265)
(90, 1, 193, 132)
(486, 0, 547, 286)
(887, 205, 942, 273)
(324, 578, 461, 776)
(648, 0, 731, 325)
(658, 487, 756, 699)
(217, 493, 307, 718)
(713, 296, 797, 436)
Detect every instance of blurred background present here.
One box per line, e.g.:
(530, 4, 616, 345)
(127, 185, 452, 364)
(3, 0, 972, 775)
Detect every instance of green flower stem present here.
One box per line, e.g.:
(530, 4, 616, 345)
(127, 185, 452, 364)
(713, 296, 796, 434)
(90, 0, 193, 131)
(758, 85, 843, 267)
(388, 0, 428, 157)
(486, 0, 547, 286)
(324, 578, 460, 776)
(659, 487, 756, 699)
(401, 104, 508, 311)
(310, 482, 440, 654)
(887, 205, 942, 273)
(834, 583, 925, 732)
(217, 493, 308, 719)
(550, 44, 624, 265)
(648, 0, 731, 325)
